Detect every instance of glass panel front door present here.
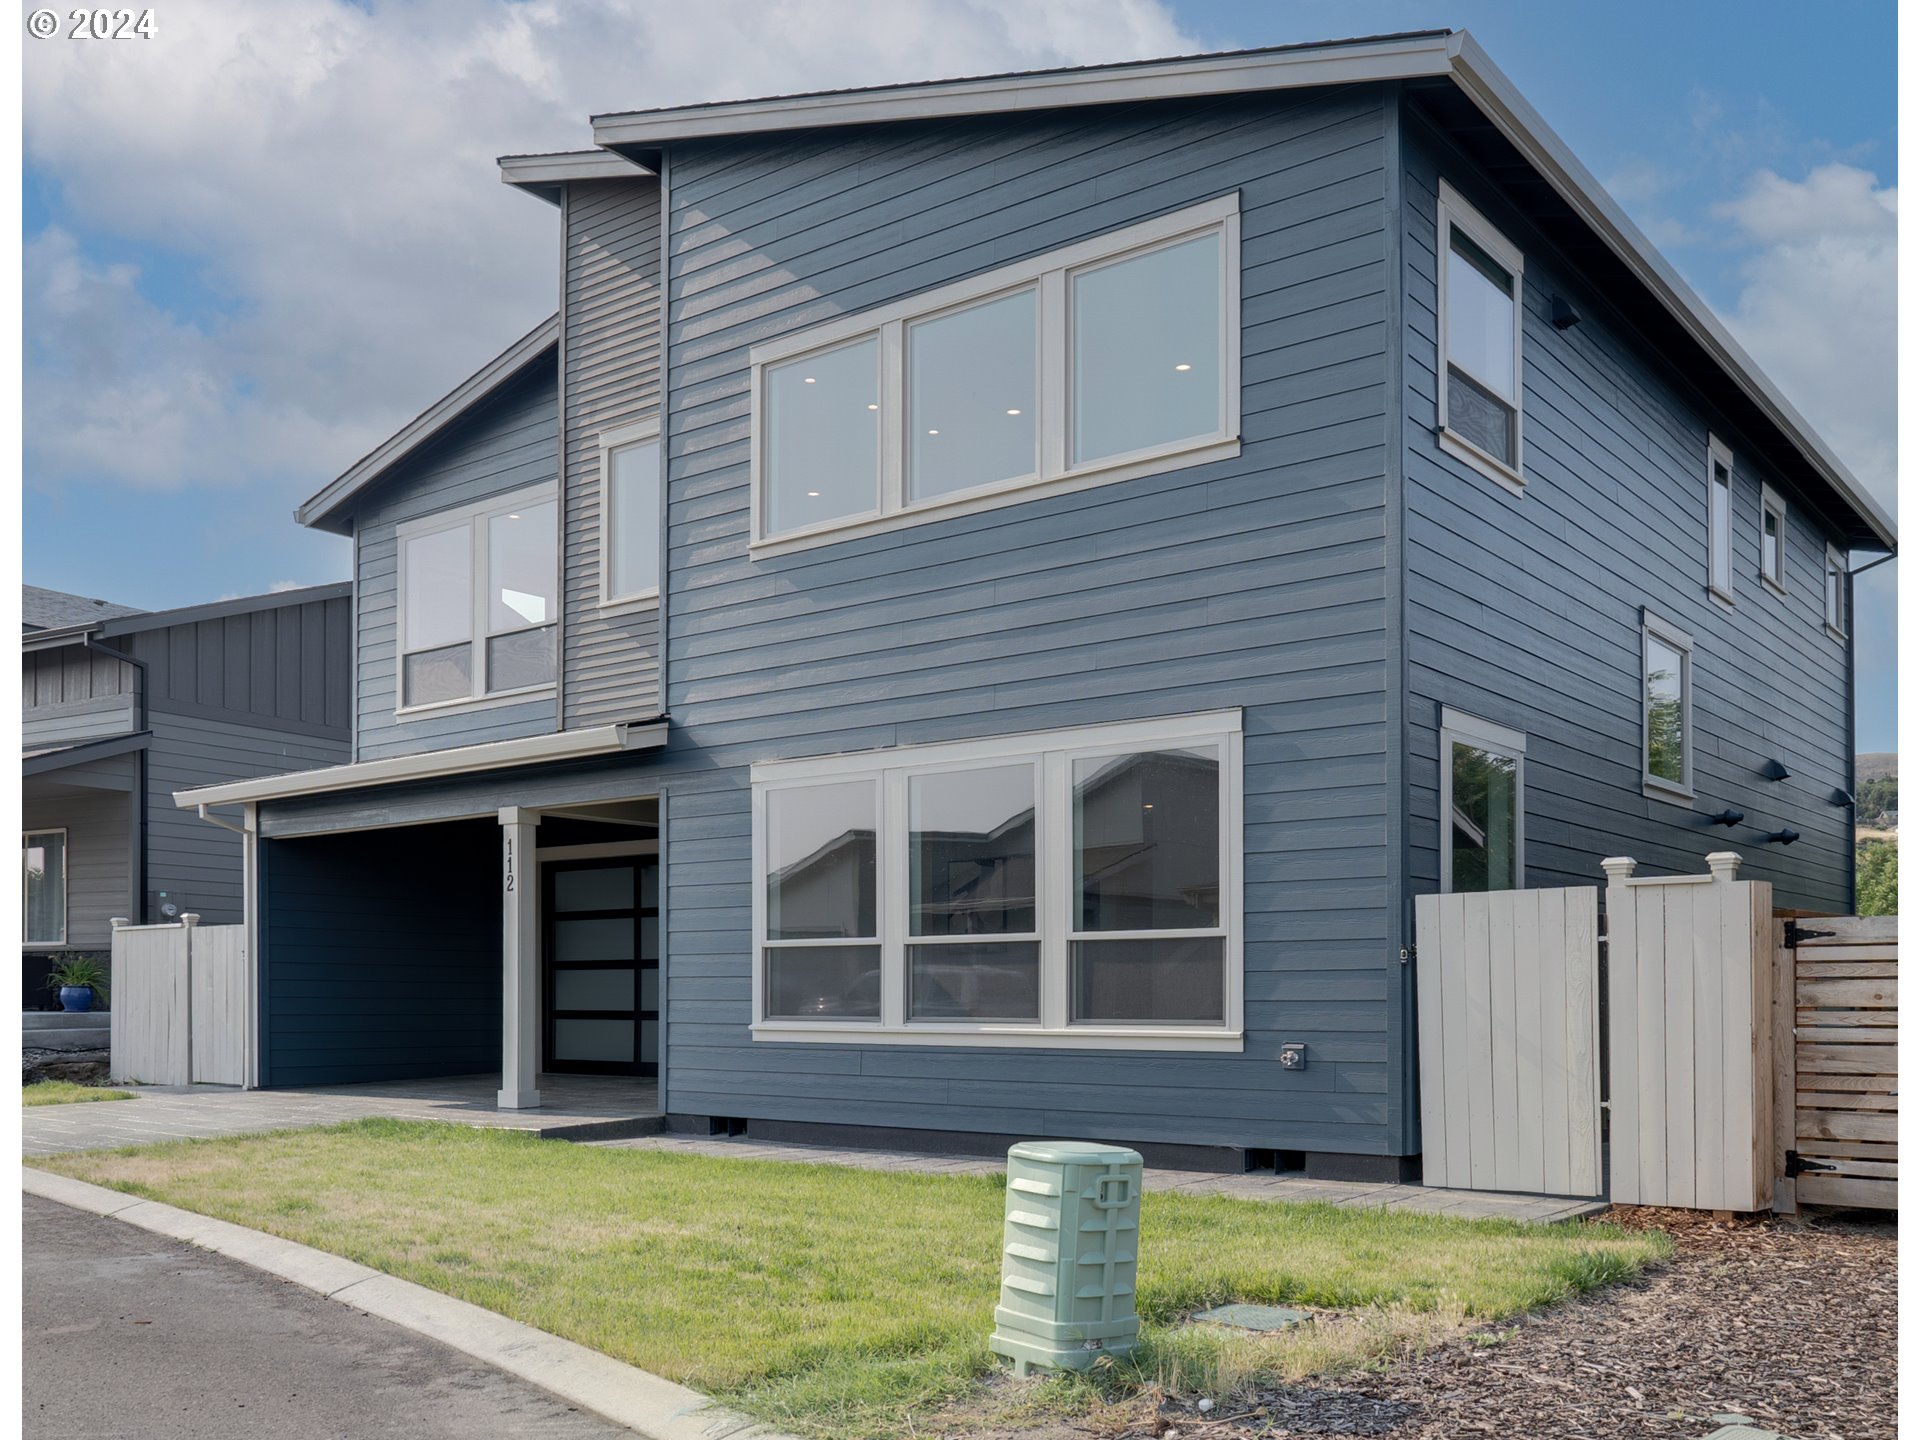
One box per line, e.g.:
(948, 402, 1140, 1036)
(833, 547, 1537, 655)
(543, 857, 658, 1076)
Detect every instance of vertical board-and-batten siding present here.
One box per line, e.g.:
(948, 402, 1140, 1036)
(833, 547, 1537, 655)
(1398, 114, 1854, 912)
(23, 647, 137, 745)
(661, 89, 1402, 1153)
(352, 363, 561, 761)
(563, 178, 664, 727)
(124, 595, 352, 736)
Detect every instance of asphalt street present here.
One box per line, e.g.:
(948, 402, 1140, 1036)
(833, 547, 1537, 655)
(22, 1194, 637, 1439)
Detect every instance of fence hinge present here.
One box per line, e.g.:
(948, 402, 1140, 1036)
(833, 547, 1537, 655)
(1784, 922, 1837, 947)
(1784, 1150, 1839, 1177)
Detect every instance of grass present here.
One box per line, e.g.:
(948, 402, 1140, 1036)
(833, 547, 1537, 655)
(23, 1080, 133, 1107)
(36, 1119, 1667, 1437)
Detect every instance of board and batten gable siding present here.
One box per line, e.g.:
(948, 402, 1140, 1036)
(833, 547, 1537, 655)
(563, 177, 664, 728)
(119, 595, 352, 736)
(659, 88, 1404, 1154)
(22, 646, 138, 747)
(1398, 115, 1853, 913)
(352, 362, 561, 761)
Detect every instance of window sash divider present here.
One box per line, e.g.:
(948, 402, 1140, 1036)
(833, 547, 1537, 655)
(1066, 927, 1228, 943)
(880, 769, 907, 1028)
(906, 932, 1043, 945)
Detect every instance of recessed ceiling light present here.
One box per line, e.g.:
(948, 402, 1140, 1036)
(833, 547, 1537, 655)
(507, 513, 521, 520)
(1143, 803, 1155, 810)
(1006, 408, 1022, 416)
(806, 491, 821, 498)
(1174, 363, 1192, 372)
(803, 377, 816, 384)
(927, 429, 939, 435)
(867, 403, 879, 410)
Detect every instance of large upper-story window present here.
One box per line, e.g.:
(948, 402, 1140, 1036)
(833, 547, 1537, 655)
(22, 830, 65, 945)
(750, 195, 1241, 553)
(1707, 436, 1734, 604)
(1436, 180, 1525, 493)
(600, 419, 662, 606)
(751, 710, 1243, 1050)
(1642, 610, 1694, 802)
(397, 484, 557, 711)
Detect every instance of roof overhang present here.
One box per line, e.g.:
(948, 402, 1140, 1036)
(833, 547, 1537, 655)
(589, 28, 1893, 553)
(176, 720, 668, 809)
(499, 149, 656, 206)
(298, 315, 560, 535)
(24, 731, 150, 778)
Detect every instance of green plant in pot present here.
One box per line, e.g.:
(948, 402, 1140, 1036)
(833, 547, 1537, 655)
(44, 953, 109, 1014)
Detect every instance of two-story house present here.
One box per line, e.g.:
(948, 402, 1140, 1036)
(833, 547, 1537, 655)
(178, 31, 1892, 1178)
(24, 584, 351, 1007)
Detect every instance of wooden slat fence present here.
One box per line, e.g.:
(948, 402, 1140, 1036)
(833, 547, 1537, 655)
(1415, 887, 1603, 1197)
(109, 916, 248, 1087)
(1775, 916, 1896, 1211)
(1604, 856, 1773, 1212)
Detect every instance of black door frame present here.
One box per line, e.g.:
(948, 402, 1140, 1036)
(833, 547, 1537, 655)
(540, 855, 659, 1077)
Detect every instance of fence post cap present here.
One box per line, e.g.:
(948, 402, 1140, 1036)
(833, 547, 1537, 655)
(109, 917, 130, 929)
(1600, 857, 1637, 883)
(1704, 851, 1742, 881)
(180, 912, 201, 927)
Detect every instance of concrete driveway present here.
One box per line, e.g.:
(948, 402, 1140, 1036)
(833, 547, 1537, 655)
(22, 1194, 636, 1439)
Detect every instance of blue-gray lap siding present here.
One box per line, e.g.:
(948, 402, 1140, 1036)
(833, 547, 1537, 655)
(1396, 113, 1854, 913)
(352, 362, 561, 761)
(657, 87, 1407, 1155)
(259, 820, 501, 1086)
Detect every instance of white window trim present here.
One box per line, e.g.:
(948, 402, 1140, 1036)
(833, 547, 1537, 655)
(1438, 708, 1526, 894)
(749, 709, 1244, 1051)
(747, 194, 1243, 557)
(394, 481, 558, 718)
(1759, 482, 1789, 596)
(23, 827, 68, 948)
(598, 416, 664, 612)
(1825, 544, 1850, 640)
(1435, 178, 1526, 496)
(1706, 433, 1735, 609)
(1640, 610, 1694, 804)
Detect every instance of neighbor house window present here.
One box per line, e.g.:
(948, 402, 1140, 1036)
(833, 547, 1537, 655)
(1760, 483, 1788, 593)
(1642, 611, 1694, 801)
(751, 195, 1240, 550)
(1708, 436, 1734, 603)
(397, 484, 556, 710)
(1437, 179, 1525, 491)
(1439, 710, 1525, 893)
(600, 419, 662, 605)
(22, 830, 66, 945)
(751, 710, 1243, 1049)
(1826, 546, 1850, 639)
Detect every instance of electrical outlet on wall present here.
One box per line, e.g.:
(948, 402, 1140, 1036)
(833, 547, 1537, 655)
(1279, 1043, 1307, 1070)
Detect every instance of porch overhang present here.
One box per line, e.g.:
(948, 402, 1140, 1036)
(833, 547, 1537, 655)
(174, 720, 668, 810)
(24, 731, 150, 779)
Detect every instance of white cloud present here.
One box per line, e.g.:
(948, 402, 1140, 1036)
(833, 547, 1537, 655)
(24, 0, 1196, 499)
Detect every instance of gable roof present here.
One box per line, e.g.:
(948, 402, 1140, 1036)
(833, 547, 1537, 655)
(591, 29, 1893, 553)
(23, 585, 144, 632)
(297, 315, 559, 534)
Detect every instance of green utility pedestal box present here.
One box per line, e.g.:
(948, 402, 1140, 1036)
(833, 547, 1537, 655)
(988, 1140, 1143, 1375)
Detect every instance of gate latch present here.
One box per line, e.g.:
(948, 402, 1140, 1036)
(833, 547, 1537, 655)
(1783, 922, 1836, 947)
(1785, 1151, 1838, 1177)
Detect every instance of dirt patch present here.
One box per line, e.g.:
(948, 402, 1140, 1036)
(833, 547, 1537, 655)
(952, 1208, 1895, 1439)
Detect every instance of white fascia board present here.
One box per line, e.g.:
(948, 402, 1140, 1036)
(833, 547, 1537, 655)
(176, 721, 668, 809)
(1446, 32, 1895, 552)
(498, 150, 656, 205)
(591, 33, 1457, 145)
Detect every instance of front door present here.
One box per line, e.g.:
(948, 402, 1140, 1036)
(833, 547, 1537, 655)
(542, 856, 658, 1076)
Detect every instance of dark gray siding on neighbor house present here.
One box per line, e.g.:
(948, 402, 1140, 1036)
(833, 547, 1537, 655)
(260, 820, 501, 1086)
(1397, 114, 1853, 914)
(22, 647, 137, 746)
(119, 593, 352, 737)
(657, 88, 1403, 1154)
(563, 178, 664, 728)
(352, 363, 561, 761)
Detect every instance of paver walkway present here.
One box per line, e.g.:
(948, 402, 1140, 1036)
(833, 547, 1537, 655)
(597, 1134, 1608, 1223)
(22, 1074, 659, 1157)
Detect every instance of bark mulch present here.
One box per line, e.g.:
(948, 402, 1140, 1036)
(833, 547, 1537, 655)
(991, 1207, 1896, 1440)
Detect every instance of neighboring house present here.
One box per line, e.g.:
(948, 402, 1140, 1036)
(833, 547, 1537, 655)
(178, 31, 1893, 1177)
(22, 585, 351, 1007)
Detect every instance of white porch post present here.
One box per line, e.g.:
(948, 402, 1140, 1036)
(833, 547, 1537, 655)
(498, 806, 542, 1109)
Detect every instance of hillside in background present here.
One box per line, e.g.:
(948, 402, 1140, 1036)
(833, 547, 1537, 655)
(1855, 753, 1896, 916)
(1859, 753, 1896, 782)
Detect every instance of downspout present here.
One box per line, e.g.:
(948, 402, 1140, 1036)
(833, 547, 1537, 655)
(555, 183, 571, 730)
(85, 632, 148, 925)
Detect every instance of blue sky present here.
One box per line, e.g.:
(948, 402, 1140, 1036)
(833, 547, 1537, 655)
(21, 0, 1897, 747)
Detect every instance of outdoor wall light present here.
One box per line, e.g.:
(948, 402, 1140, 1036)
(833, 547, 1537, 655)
(1761, 828, 1801, 845)
(1550, 295, 1582, 330)
(1830, 788, 1855, 807)
(1709, 808, 1745, 827)
(1758, 759, 1792, 782)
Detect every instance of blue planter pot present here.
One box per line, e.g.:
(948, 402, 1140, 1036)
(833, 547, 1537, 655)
(58, 986, 94, 1014)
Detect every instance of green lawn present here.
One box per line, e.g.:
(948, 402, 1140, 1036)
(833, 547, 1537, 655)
(37, 1119, 1666, 1437)
(23, 1080, 133, 1107)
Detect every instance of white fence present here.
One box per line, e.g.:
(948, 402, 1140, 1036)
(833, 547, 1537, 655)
(109, 916, 248, 1086)
(1414, 886, 1603, 1197)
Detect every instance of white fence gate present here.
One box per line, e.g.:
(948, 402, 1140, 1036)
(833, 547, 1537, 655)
(1414, 886, 1603, 1197)
(109, 916, 248, 1086)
